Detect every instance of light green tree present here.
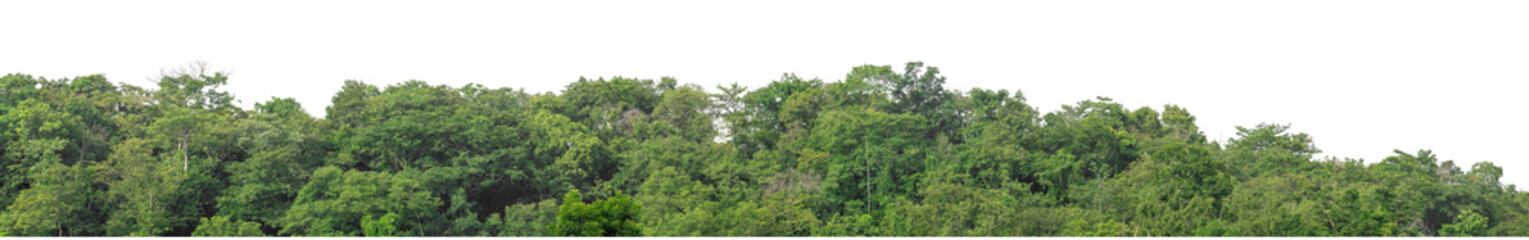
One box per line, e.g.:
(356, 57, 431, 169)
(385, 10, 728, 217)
(1441, 210, 1488, 236)
(191, 216, 266, 236)
(547, 190, 642, 236)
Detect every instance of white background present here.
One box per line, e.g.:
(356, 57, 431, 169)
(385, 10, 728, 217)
(3, 0, 1526, 187)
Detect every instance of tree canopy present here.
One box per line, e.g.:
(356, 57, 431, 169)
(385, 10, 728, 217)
(0, 62, 1524, 236)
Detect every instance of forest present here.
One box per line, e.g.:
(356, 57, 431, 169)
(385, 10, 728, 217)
(0, 62, 1523, 236)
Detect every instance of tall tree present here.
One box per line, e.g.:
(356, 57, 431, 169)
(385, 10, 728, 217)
(100, 138, 181, 236)
(150, 61, 235, 112)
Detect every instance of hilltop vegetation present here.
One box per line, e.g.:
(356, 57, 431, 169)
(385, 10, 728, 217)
(0, 62, 1523, 236)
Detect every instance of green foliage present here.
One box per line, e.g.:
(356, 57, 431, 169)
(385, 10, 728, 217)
(633, 167, 716, 235)
(151, 62, 235, 111)
(1441, 210, 1488, 236)
(1061, 219, 1128, 236)
(0, 74, 44, 106)
(254, 97, 309, 118)
(807, 110, 930, 216)
(483, 199, 558, 236)
(191, 216, 266, 236)
(101, 138, 182, 236)
(815, 214, 876, 236)
(548, 190, 642, 236)
(862, 62, 962, 138)
(878, 181, 1028, 236)
(736, 74, 823, 153)
(712, 83, 751, 143)
(0, 163, 100, 236)
(325, 80, 381, 127)
(612, 137, 734, 192)
(361, 213, 401, 237)
(0, 62, 1525, 237)
(559, 76, 664, 140)
(279, 166, 441, 236)
(1224, 123, 1320, 178)
(0, 99, 80, 208)
(652, 84, 716, 142)
(217, 109, 325, 227)
(1027, 97, 1143, 201)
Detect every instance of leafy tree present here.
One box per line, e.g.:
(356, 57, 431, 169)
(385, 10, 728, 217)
(711, 83, 750, 142)
(1372, 149, 1443, 235)
(815, 214, 877, 236)
(806, 110, 930, 216)
(863, 62, 960, 138)
(736, 74, 823, 153)
(0, 74, 44, 106)
(1160, 105, 1206, 143)
(1, 98, 84, 191)
(0, 163, 101, 236)
(1061, 219, 1128, 236)
(611, 137, 734, 192)
(325, 80, 381, 128)
(254, 97, 309, 119)
(278, 166, 441, 236)
(216, 110, 323, 226)
(100, 138, 181, 236)
(547, 190, 642, 236)
(1113, 143, 1232, 236)
(953, 88, 1037, 189)
(880, 180, 1022, 236)
(147, 107, 218, 171)
(1221, 174, 1326, 236)
(191, 216, 266, 236)
(559, 77, 663, 138)
(652, 84, 716, 143)
(1224, 123, 1320, 178)
(1441, 210, 1488, 236)
(1025, 98, 1140, 200)
(361, 213, 401, 237)
(150, 61, 236, 112)
(517, 110, 611, 200)
(633, 167, 720, 236)
(483, 199, 558, 236)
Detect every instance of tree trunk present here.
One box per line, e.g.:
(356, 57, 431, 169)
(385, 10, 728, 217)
(180, 137, 188, 171)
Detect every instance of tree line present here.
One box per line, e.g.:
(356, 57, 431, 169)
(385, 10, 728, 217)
(0, 62, 1523, 236)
